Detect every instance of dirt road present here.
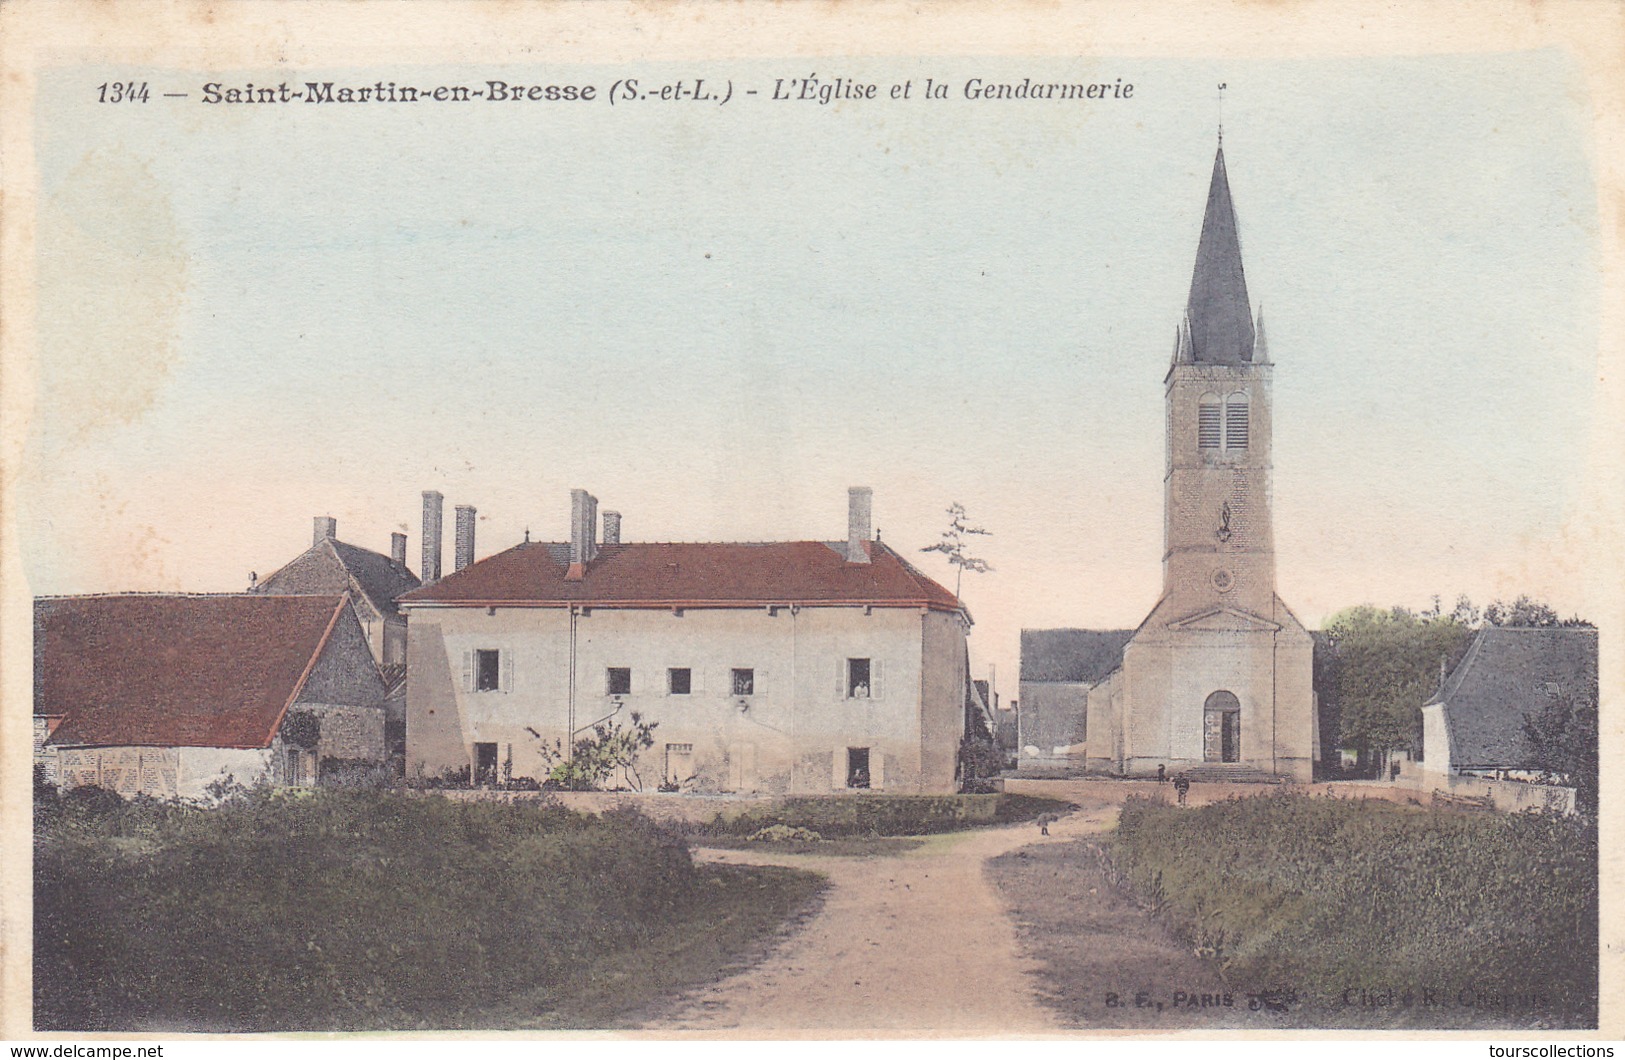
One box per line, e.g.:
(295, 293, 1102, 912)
(645, 801, 1118, 1035)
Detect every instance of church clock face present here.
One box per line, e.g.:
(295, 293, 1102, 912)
(1211, 568, 1236, 593)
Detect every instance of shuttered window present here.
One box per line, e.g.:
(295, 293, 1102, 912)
(1225, 396, 1249, 450)
(1198, 399, 1221, 449)
(463, 649, 512, 693)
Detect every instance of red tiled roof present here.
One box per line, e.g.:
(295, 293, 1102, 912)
(400, 539, 962, 611)
(36, 594, 348, 750)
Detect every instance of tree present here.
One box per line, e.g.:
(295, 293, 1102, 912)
(919, 502, 992, 601)
(1524, 677, 1598, 816)
(1322, 604, 1474, 769)
(539, 712, 659, 791)
(1483, 594, 1591, 628)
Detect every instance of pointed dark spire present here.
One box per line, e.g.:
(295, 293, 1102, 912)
(1185, 144, 1255, 364)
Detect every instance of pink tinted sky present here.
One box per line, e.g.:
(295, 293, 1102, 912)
(18, 52, 1615, 693)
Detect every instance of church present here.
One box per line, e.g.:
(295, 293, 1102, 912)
(1022, 141, 1319, 782)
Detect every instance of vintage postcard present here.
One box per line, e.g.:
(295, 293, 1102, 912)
(2, 0, 1621, 1045)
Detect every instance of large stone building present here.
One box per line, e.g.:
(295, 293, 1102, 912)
(252, 515, 423, 668)
(34, 594, 390, 798)
(1024, 142, 1318, 781)
(399, 488, 971, 793)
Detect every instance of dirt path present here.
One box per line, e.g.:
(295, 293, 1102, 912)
(643, 804, 1117, 1035)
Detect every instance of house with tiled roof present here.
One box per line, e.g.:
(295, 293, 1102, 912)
(35, 594, 389, 798)
(1420, 626, 1597, 779)
(398, 487, 972, 794)
(252, 516, 423, 668)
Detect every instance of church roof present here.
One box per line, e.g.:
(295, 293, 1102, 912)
(1427, 626, 1597, 770)
(1019, 628, 1134, 684)
(1183, 144, 1256, 365)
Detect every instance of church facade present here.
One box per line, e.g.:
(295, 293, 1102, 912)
(1028, 142, 1318, 782)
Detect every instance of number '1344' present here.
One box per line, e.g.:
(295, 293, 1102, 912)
(97, 82, 150, 103)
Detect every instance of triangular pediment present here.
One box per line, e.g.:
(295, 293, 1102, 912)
(1166, 606, 1281, 632)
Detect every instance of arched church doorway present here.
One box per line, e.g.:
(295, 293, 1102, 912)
(1203, 691, 1241, 763)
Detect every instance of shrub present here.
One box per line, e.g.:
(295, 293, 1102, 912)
(34, 789, 702, 1031)
(702, 793, 1071, 837)
(538, 712, 658, 791)
(1108, 793, 1598, 1025)
(748, 825, 823, 843)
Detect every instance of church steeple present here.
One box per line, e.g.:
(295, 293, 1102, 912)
(1185, 144, 1255, 364)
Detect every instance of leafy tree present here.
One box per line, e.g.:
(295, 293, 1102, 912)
(1524, 677, 1598, 816)
(958, 692, 1004, 792)
(1322, 605, 1473, 766)
(919, 502, 992, 602)
(1483, 594, 1591, 628)
(539, 712, 658, 791)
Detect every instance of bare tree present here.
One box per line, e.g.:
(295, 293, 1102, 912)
(920, 502, 992, 602)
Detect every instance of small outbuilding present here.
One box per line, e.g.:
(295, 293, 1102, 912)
(35, 593, 389, 799)
(1420, 625, 1597, 779)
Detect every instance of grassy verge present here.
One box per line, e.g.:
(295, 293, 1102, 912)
(694, 793, 1073, 838)
(34, 787, 823, 1031)
(494, 863, 826, 1029)
(1106, 794, 1597, 1028)
(687, 835, 926, 857)
(988, 840, 1282, 1030)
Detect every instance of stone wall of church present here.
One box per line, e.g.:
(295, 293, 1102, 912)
(1116, 616, 1315, 780)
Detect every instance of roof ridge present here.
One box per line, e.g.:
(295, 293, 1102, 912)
(265, 597, 351, 746)
(1433, 625, 1490, 704)
(36, 591, 346, 601)
(1482, 624, 1596, 633)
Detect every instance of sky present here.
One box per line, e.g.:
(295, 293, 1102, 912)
(20, 50, 1603, 696)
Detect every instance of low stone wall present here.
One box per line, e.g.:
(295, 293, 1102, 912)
(1004, 774, 1576, 815)
(1399, 771, 1575, 815)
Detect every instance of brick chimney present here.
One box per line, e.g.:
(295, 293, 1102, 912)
(421, 490, 444, 585)
(391, 532, 408, 567)
(455, 505, 477, 571)
(846, 487, 872, 564)
(602, 510, 622, 546)
(567, 488, 598, 580)
(314, 516, 337, 546)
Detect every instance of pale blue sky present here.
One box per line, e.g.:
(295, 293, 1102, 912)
(24, 50, 1599, 690)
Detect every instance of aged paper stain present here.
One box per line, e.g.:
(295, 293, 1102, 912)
(36, 145, 186, 445)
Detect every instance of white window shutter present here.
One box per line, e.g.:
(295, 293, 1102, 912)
(832, 746, 845, 789)
(462, 651, 474, 693)
(873, 752, 885, 791)
(836, 659, 846, 700)
(756, 670, 767, 698)
(502, 651, 514, 694)
(693, 668, 705, 695)
(872, 660, 885, 700)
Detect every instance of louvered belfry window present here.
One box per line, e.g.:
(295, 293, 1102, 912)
(1225, 395, 1250, 450)
(1198, 397, 1222, 449)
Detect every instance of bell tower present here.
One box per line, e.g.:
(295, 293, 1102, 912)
(1103, 135, 1318, 783)
(1162, 143, 1276, 619)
